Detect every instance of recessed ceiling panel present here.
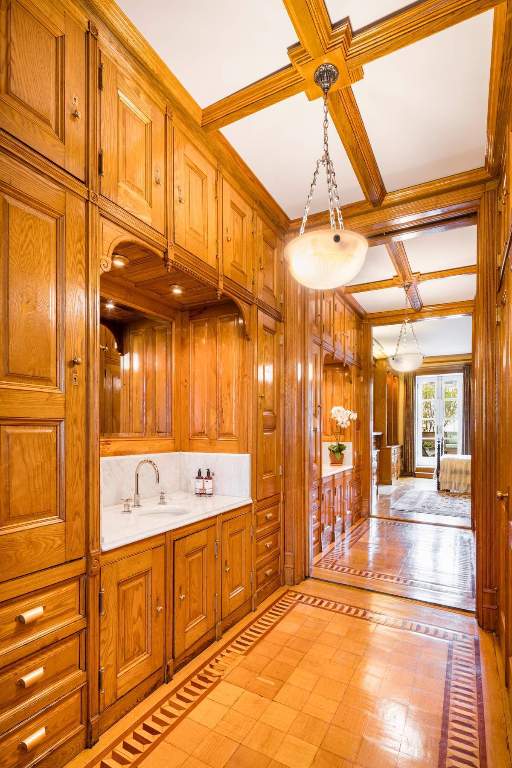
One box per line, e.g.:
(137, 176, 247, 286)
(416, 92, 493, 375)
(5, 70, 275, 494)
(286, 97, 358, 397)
(353, 11, 493, 191)
(351, 286, 406, 313)
(325, 1, 412, 30)
(406, 226, 477, 274)
(347, 244, 396, 285)
(373, 316, 472, 357)
(116, 0, 295, 107)
(223, 94, 364, 218)
(419, 275, 477, 305)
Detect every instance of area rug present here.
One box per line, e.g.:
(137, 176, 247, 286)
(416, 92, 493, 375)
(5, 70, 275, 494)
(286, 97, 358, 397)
(391, 489, 471, 520)
(81, 589, 487, 768)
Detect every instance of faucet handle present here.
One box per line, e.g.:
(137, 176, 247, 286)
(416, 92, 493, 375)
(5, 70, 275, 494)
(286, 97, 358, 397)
(122, 497, 133, 513)
(158, 489, 167, 505)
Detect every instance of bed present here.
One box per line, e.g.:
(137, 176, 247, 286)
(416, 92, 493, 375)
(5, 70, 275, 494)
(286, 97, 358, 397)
(439, 454, 471, 493)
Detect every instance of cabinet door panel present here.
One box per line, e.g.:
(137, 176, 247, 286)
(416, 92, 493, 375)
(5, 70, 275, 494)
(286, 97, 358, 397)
(256, 219, 283, 312)
(100, 546, 165, 709)
(174, 127, 217, 269)
(100, 51, 165, 232)
(221, 512, 252, 618)
(309, 341, 322, 483)
(0, 159, 85, 580)
(333, 293, 345, 360)
(0, 0, 86, 179)
(322, 291, 334, 348)
(257, 312, 282, 500)
(174, 527, 216, 658)
(223, 180, 253, 292)
(309, 290, 322, 342)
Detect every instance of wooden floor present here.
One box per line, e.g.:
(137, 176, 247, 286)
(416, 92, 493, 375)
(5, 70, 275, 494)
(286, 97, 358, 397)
(313, 478, 475, 611)
(65, 580, 511, 768)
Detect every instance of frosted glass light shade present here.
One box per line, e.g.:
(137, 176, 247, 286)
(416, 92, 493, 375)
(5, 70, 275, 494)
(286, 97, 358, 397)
(286, 227, 368, 289)
(389, 351, 424, 372)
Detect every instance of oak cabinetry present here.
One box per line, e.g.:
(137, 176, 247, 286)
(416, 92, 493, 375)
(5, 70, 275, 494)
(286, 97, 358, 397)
(374, 360, 402, 484)
(99, 544, 165, 710)
(0, 0, 87, 180)
(185, 305, 247, 452)
(99, 49, 166, 233)
(256, 312, 283, 501)
(173, 126, 218, 270)
(309, 342, 322, 484)
(255, 218, 284, 312)
(308, 290, 322, 342)
(321, 476, 335, 544)
(333, 293, 346, 359)
(254, 497, 282, 604)
(334, 472, 345, 533)
(222, 179, 254, 294)
(322, 291, 334, 349)
(173, 525, 216, 659)
(221, 510, 252, 619)
(0, 157, 86, 583)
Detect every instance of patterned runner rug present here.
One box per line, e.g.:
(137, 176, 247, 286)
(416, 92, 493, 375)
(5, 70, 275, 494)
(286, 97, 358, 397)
(81, 589, 487, 768)
(391, 489, 471, 520)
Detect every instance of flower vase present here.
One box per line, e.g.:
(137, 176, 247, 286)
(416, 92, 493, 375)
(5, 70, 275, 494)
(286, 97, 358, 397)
(329, 451, 345, 466)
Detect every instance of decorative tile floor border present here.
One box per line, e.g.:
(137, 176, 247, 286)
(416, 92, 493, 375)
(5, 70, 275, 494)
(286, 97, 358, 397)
(316, 518, 476, 599)
(83, 591, 486, 768)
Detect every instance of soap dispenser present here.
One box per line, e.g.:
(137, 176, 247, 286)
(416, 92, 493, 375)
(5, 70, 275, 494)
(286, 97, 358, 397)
(204, 468, 214, 496)
(194, 469, 204, 496)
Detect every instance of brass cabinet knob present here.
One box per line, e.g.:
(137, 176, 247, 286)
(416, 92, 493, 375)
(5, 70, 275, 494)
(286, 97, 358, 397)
(16, 605, 44, 624)
(497, 491, 509, 500)
(20, 727, 47, 752)
(156, 605, 164, 614)
(18, 666, 45, 689)
(178, 593, 186, 601)
(225, 563, 230, 573)
(71, 356, 82, 366)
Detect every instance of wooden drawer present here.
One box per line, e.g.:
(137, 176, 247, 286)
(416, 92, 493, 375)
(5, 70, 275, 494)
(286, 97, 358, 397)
(0, 688, 84, 768)
(255, 500, 280, 537)
(256, 530, 280, 564)
(0, 580, 82, 666)
(255, 556, 280, 591)
(0, 635, 85, 735)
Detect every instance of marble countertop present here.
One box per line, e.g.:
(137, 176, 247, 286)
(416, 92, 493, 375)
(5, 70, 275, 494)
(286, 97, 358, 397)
(322, 463, 353, 479)
(101, 491, 253, 552)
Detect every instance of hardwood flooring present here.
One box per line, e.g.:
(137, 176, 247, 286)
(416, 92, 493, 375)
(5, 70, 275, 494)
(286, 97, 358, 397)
(65, 581, 511, 768)
(313, 479, 475, 611)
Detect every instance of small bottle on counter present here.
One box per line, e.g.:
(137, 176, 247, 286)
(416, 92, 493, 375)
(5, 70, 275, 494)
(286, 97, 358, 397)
(204, 468, 214, 496)
(194, 469, 204, 496)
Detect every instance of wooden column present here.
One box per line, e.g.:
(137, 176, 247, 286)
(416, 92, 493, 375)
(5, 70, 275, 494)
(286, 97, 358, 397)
(360, 321, 373, 517)
(474, 184, 498, 630)
(283, 267, 307, 584)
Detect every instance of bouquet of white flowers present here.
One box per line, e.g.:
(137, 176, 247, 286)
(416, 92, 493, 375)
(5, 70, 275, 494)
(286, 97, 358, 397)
(328, 406, 358, 464)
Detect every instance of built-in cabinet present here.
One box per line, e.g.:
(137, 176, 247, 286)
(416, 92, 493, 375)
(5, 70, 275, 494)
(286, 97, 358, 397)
(0, 3, 286, 764)
(374, 359, 402, 484)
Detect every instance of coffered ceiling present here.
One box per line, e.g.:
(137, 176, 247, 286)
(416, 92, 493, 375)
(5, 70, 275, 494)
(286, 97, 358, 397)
(115, 0, 504, 332)
(373, 315, 473, 357)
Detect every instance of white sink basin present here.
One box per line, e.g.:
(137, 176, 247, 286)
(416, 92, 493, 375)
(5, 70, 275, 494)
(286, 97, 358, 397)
(135, 503, 189, 516)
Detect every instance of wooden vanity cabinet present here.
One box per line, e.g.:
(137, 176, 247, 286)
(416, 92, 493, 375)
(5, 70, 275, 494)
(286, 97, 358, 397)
(221, 510, 252, 620)
(99, 48, 166, 233)
(0, 0, 88, 180)
(254, 497, 281, 605)
(173, 125, 218, 271)
(173, 524, 216, 661)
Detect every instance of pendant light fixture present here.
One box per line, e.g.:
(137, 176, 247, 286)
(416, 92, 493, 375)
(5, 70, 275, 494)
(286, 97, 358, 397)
(285, 64, 368, 290)
(389, 285, 424, 373)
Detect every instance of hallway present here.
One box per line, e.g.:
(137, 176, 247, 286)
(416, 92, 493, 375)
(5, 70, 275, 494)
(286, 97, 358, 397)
(312, 479, 475, 612)
(67, 579, 509, 768)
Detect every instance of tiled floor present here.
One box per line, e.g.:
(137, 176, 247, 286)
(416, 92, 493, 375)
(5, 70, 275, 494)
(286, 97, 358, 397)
(70, 581, 511, 768)
(313, 479, 475, 611)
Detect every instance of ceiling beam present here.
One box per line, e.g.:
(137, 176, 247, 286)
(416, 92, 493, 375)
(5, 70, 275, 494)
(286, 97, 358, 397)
(281, 0, 332, 56)
(344, 264, 477, 294)
(385, 241, 423, 310)
(346, 0, 503, 69)
(328, 88, 386, 204)
(486, 2, 512, 174)
(367, 299, 474, 325)
(201, 66, 305, 131)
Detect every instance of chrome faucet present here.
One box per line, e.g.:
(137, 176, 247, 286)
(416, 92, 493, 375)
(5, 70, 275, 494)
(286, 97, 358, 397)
(134, 459, 160, 507)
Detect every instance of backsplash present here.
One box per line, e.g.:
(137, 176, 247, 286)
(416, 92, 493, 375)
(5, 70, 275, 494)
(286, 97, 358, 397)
(100, 452, 251, 508)
(322, 441, 353, 467)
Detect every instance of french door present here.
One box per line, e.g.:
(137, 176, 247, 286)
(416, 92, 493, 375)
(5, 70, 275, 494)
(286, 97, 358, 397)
(415, 373, 464, 468)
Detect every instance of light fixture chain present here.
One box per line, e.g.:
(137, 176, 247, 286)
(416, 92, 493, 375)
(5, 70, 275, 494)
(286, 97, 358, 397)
(299, 158, 322, 236)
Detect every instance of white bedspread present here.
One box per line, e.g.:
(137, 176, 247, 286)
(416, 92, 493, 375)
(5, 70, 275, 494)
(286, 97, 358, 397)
(439, 454, 471, 493)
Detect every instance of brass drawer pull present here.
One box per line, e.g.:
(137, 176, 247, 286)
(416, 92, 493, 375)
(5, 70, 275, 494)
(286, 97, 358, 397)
(178, 592, 186, 601)
(265, 542, 272, 549)
(265, 512, 273, 520)
(225, 563, 230, 573)
(18, 667, 45, 689)
(16, 606, 44, 625)
(264, 568, 273, 577)
(20, 726, 47, 752)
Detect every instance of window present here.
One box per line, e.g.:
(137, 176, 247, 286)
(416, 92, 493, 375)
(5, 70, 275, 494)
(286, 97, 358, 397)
(415, 373, 463, 467)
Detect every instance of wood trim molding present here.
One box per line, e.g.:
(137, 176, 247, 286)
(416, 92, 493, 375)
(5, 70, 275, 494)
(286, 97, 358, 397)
(346, 0, 502, 69)
(282, 0, 332, 56)
(367, 299, 474, 325)
(486, 1, 512, 174)
(345, 265, 477, 294)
